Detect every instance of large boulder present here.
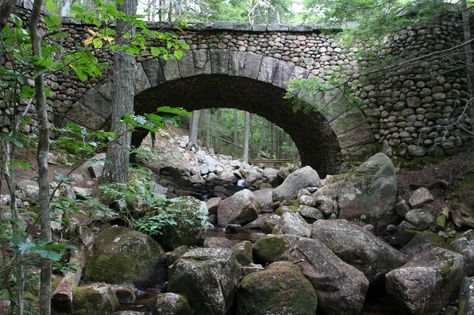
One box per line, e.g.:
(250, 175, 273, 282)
(312, 219, 408, 282)
(73, 284, 119, 315)
(281, 235, 369, 315)
(272, 166, 321, 200)
(84, 226, 165, 287)
(458, 277, 474, 315)
(252, 188, 273, 211)
(217, 189, 260, 227)
(316, 153, 398, 230)
(157, 196, 209, 250)
(273, 212, 311, 237)
(167, 248, 241, 315)
(253, 235, 288, 264)
(155, 293, 193, 315)
(236, 261, 317, 315)
(452, 229, 474, 276)
(386, 247, 465, 315)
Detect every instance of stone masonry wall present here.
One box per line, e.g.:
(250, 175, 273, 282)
(2, 0, 472, 162)
(356, 19, 470, 158)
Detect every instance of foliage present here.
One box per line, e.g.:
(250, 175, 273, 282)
(194, 108, 298, 160)
(0, 0, 191, 311)
(133, 197, 212, 236)
(302, 0, 450, 47)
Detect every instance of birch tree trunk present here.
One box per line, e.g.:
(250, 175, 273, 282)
(461, 0, 474, 142)
(29, 0, 51, 313)
(103, 0, 138, 183)
(243, 112, 251, 162)
(190, 110, 201, 145)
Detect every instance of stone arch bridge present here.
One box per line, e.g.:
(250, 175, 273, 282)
(56, 20, 375, 176)
(13, 1, 468, 176)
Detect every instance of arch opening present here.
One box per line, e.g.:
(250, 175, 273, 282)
(133, 74, 342, 176)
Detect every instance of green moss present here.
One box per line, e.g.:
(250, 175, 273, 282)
(253, 236, 287, 263)
(275, 208, 284, 216)
(435, 251, 455, 278)
(155, 293, 193, 315)
(394, 155, 447, 171)
(283, 199, 300, 207)
(85, 227, 165, 285)
(73, 286, 118, 314)
(237, 262, 317, 315)
(458, 297, 466, 315)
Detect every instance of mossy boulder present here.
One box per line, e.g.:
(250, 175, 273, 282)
(232, 241, 253, 266)
(155, 293, 193, 315)
(312, 219, 407, 283)
(84, 226, 165, 287)
(386, 247, 465, 315)
(236, 261, 317, 315)
(73, 284, 119, 315)
(317, 153, 398, 231)
(157, 196, 209, 250)
(279, 235, 368, 315)
(253, 235, 287, 264)
(168, 248, 241, 315)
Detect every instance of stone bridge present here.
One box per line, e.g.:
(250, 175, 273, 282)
(9, 1, 469, 176)
(57, 18, 375, 176)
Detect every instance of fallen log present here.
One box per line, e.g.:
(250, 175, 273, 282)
(51, 245, 85, 313)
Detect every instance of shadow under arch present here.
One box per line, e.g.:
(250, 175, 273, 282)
(133, 74, 342, 176)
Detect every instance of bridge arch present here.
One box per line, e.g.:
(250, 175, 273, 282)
(64, 49, 376, 176)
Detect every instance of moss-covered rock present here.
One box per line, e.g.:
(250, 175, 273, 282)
(232, 241, 253, 266)
(155, 293, 193, 315)
(316, 153, 398, 231)
(168, 248, 241, 315)
(73, 284, 119, 315)
(84, 226, 165, 287)
(386, 247, 465, 315)
(236, 261, 317, 315)
(312, 219, 407, 283)
(157, 196, 208, 250)
(253, 235, 287, 264)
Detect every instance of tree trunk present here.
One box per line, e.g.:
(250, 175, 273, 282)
(461, 0, 474, 142)
(243, 112, 251, 162)
(158, 0, 163, 21)
(190, 110, 201, 145)
(168, 0, 172, 22)
(205, 109, 211, 149)
(29, 0, 51, 314)
(275, 5, 281, 24)
(51, 246, 85, 313)
(233, 110, 238, 145)
(103, 0, 138, 183)
(0, 0, 14, 29)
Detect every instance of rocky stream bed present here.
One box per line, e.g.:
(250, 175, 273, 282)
(3, 138, 474, 315)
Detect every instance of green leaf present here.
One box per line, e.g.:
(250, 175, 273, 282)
(44, 15, 61, 27)
(157, 106, 190, 118)
(92, 38, 103, 49)
(45, 0, 57, 11)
